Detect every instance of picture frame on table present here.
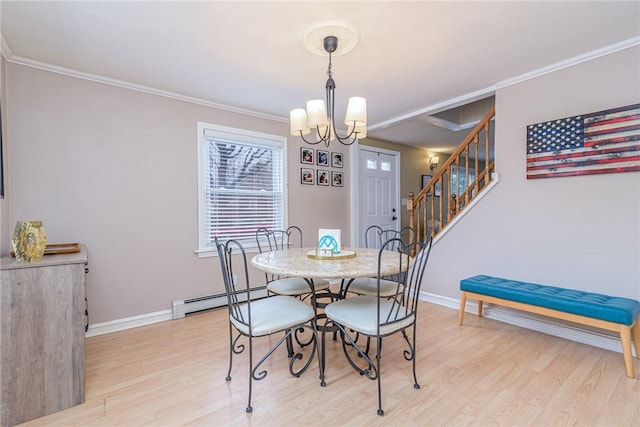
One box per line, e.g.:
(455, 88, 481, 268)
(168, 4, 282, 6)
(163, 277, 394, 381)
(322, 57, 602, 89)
(317, 150, 329, 166)
(331, 152, 343, 168)
(301, 147, 314, 165)
(331, 171, 343, 187)
(317, 169, 330, 186)
(301, 168, 314, 185)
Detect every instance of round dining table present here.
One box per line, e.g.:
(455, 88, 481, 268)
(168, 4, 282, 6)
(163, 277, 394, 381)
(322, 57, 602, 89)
(251, 246, 410, 374)
(250, 247, 407, 281)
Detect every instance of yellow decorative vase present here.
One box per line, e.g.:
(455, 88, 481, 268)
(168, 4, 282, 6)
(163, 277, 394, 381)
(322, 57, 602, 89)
(12, 221, 47, 262)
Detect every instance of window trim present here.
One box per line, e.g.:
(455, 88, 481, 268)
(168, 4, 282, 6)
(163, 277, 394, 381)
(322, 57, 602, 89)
(196, 122, 288, 257)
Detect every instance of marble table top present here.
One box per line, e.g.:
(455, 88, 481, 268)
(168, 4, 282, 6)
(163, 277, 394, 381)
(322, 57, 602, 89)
(250, 247, 408, 280)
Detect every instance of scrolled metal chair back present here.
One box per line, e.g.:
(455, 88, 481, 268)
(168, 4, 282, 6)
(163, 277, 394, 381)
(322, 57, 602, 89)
(256, 226, 303, 284)
(215, 237, 252, 330)
(377, 234, 433, 327)
(365, 225, 417, 251)
(256, 225, 303, 252)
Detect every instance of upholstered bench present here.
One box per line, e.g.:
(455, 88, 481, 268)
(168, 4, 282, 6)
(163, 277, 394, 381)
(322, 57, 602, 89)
(458, 274, 640, 378)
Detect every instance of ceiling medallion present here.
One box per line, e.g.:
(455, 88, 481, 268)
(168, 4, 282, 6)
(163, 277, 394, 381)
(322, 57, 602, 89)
(302, 21, 359, 57)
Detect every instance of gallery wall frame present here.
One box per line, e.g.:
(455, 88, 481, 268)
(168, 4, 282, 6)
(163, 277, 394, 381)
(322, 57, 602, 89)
(317, 150, 329, 166)
(317, 169, 330, 186)
(331, 152, 343, 168)
(332, 171, 343, 187)
(301, 168, 314, 185)
(301, 147, 314, 165)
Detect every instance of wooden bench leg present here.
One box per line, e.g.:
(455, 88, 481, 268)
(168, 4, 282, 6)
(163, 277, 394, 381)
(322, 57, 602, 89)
(620, 324, 635, 378)
(631, 319, 640, 360)
(459, 292, 485, 325)
(458, 292, 467, 325)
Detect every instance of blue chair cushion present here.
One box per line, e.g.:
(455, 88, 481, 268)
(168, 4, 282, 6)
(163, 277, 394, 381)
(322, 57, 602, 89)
(460, 275, 640, 326)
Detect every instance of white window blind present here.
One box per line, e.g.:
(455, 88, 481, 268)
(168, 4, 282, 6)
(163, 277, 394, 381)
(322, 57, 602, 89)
(197, 123, 286, 255)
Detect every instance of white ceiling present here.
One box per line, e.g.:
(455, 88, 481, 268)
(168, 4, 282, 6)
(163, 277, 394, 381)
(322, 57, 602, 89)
(1, 1, 639, 152)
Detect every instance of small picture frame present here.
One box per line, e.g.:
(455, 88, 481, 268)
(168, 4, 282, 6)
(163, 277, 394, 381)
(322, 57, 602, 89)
(317, 150, 329, 166)
(434, 182, 441, 197)
(421, 174, 441, 196)
(331, 152, 343, 168)
(317, 169, 330, 186)
(332, 171, 343, 187)
(301, 168, 314, 185)
(301, 147, 314, 165)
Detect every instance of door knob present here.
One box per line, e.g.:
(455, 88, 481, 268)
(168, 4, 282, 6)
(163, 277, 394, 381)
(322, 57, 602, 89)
(392, 216, 397, 221)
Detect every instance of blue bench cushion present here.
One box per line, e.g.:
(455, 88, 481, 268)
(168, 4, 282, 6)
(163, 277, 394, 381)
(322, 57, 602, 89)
(460, 275, 640, 326)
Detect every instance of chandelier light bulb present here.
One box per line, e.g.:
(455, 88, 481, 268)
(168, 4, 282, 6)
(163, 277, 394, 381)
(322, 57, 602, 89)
(307, 99, 328, 127)
(290, 109, 310, 136)
(345, 96, 367, 126)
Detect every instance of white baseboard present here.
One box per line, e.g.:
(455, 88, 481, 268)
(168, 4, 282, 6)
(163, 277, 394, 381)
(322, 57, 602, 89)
(85, 309, 173, 337)
(420, 291, 630, 356)
(85, 289, 632, 356)
(86, 286, 268, 337)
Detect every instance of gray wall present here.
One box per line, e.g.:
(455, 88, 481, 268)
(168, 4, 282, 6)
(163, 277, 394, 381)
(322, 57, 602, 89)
(3, 64, 350, 323)
(426, 45, 640, 300)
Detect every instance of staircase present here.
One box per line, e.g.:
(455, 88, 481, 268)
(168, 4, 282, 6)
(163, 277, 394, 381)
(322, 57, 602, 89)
(407, 106, 496, 244)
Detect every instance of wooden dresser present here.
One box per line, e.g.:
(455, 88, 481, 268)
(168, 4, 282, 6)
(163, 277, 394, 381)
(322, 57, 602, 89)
(0, 246, 88, 427)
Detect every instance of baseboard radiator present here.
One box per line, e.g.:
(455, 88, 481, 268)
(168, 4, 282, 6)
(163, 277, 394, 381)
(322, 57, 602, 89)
(172, 286, 268, 319)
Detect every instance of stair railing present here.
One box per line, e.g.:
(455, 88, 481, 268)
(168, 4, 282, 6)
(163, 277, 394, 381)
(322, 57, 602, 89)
(408, 106, 495, 246)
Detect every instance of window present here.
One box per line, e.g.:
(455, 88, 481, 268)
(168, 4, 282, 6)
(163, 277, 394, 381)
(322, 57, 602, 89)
(451, 165, 476, 196)
(197, 122, 286, 256)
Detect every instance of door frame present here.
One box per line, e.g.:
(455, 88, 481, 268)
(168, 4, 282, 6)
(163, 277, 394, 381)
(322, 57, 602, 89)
(349, 142, 401, 247)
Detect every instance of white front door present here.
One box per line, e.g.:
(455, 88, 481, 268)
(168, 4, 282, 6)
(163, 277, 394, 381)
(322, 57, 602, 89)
(358, 147, 400, 247)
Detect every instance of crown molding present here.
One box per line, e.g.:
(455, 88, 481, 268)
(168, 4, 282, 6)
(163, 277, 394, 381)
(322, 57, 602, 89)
(368, 86, 496, 132)
(496, 36, 640, 89)
(369, 36, 640, 132)
(2, 35, 638, 129)
(1, 38, 286, 124)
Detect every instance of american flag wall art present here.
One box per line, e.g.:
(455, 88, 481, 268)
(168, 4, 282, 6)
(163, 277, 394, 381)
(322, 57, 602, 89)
(526, 103, 640, 179)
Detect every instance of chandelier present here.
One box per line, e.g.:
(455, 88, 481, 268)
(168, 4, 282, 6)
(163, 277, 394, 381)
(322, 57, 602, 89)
(290, 35, 367, 147)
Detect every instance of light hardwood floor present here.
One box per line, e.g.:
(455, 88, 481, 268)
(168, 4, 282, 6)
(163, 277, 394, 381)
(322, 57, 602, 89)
(20, 302, 639, 426)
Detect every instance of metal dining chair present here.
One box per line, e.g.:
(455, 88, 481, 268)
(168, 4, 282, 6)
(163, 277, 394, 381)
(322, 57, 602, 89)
(256, 226, 333, 357)
(341, 225, 417, 297)
(215, 237, 325, 413)
(325, 235, 433, 416)
(256, 226, 330, 298)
